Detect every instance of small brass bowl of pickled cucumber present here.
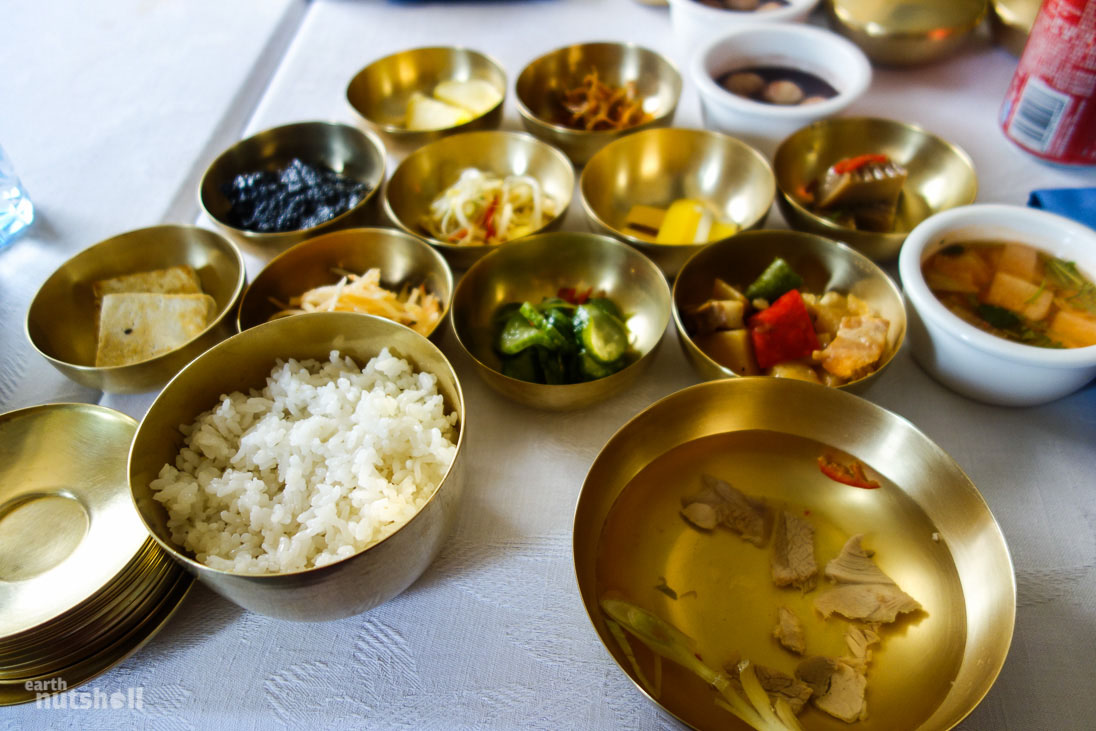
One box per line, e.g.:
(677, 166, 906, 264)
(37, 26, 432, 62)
(515, 42, 682, 166)
(774, 117, 977, 261)
(451, 232, 671, 411)
(580, 127, 775, 279)
(346, 46, 506, 152)
(672, 229, 905, 392)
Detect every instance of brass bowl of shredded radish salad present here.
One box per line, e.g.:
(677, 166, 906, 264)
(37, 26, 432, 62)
(384, 130, 574, 270)
(236, 227, 452, 340)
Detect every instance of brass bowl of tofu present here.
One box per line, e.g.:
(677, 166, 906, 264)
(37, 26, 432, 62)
(899, 203, 1096, 406)
(574, 376, 1015, 730)
(515, 41, 683, 166)
(773, 117, 977, 261)
(672, 230, 906, 392)
(346, 46, 506, 153)
(26, 225, 246, 394)
(579, 127, 775, 279)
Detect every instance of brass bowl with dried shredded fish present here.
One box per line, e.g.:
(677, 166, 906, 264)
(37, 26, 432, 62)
(573, 377, 1015, 730)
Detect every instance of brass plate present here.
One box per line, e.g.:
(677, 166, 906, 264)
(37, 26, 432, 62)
(0, 405, 149, 638)
(0, 572, 193, 706)
(574, 378, 1015, 730)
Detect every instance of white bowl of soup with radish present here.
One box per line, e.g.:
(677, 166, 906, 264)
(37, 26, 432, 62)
(899, 204, 1096, 406)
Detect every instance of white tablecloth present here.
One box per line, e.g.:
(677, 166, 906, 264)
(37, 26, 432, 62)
(2, 1, 1095, 729)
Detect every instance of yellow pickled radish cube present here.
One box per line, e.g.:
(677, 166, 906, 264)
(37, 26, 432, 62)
(406, 92, 472, 131)
(624, 204, 666, 237)
(656, 199, 710, 244)
(707, 220, 740, 242)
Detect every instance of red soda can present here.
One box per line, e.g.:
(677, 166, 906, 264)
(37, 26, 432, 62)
(999, 0, 1096, 166)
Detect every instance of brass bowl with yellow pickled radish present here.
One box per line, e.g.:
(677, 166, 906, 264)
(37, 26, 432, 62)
(580, 128, 775, 278)
(672, 229, 906, 392)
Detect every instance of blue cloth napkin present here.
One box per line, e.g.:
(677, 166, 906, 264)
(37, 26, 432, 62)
(1028, 187, 1096, 230)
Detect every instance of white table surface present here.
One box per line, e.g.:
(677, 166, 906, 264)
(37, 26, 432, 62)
(3, 1, 1096, 729)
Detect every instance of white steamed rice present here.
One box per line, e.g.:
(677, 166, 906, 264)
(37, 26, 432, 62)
(150, 348, 458, 574)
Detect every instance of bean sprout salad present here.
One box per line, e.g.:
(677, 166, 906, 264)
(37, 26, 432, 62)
(421, 168, 557, 246)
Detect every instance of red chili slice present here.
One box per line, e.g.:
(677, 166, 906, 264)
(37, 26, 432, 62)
(818, 454, 881, 489)
(832, 154, 890, 175)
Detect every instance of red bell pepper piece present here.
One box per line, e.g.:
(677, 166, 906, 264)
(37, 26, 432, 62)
(747, 289, 819, 369)
(817, 453, 881, 489)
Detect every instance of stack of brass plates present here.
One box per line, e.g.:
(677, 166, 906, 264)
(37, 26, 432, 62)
(0, 404, 192, 706)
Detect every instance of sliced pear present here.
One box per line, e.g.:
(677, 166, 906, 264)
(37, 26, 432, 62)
(433, 79, 502, 116)
(405, 92, 472, 131)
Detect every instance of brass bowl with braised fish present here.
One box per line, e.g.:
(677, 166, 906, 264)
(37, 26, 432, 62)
(26, 225, 246, 394)
(673, 230, 905, 392)
(773, 117, 977, 261)
(574, 377, 1015, 730)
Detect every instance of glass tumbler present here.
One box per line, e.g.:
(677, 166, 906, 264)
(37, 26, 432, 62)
(0, 144, 34, 250)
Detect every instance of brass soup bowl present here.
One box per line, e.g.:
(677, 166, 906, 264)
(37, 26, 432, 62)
(451, 232, 671, 411)
(774, 117, 977, 261)
(827, 0, 988, 67)
(573, 377, 1015, 730)
(672, 230, 906, 392)
(237, 226, 453, 341)
(128, 312, 465, 621)
(346, 46, 506, 151)
(26, 225, 246, 394)
(515, 42, 682, 166)
(580, 127, 775, 278)
(384, 130, 574, 270)
(199, 121, 387, 260)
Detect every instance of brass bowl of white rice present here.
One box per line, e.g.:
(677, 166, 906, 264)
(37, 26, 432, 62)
(128, 312, 464, 621)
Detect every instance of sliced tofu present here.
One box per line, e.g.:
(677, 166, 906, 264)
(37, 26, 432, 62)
(985, 271, 1054, 321)
(93, 266, 202, 299)
(95, 293, 215, 367)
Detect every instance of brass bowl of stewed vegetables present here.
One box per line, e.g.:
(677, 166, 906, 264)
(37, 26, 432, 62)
(580, 127, 775, 279)
(346, 46, 507, 153)
(199, 121, 387, 260)
(672, 230, 906, 392)
(515, 42, 683, 166)
(773, 117, 977, 261)
(451, 232, 671, 411)
(384, 130, 574, 270)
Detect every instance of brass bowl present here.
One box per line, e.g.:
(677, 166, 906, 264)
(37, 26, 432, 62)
(236, 226, 453, 341)
(450, 232, 671, 411)
(25, 225, 246, 394)
(384, 130, 574, 270)
(826, 0, 988, 67)
(774, 117, 978, 261)
(346, 46, 506, 152)
(128, 312, 465, 621)
(573, 377, 1015, 730)
(199, 121, 387, 260)
(673, 230, 906, 391)
(515, 42, 682, 166)
(990, 0, 1039, 56)
(580, 127, 775, 278)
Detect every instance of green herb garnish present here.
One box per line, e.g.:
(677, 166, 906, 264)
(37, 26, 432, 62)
(977, 304, 1021, 331)
(1045, 256, 1096, 315)
(940, 244, 966, 257)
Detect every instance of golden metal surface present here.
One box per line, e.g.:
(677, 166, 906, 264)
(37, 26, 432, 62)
(515, 42, 682, 166)
(384, 130, 574, 270)
(450, 231, 671, 411)
(990, 0, 1040, 56)
(672, 230, 906, 391)
(580, 127, 774, 278)
(773, 117, 977, 261)
(574, 378, 1015, 730)
(0, 404, 150, 637)
(199, 121, 387, 259)
(346, 46, 506, 153)
(25, 225, 246, 393)
(827, 0, 988, 66)
(236, 226, 453, 340)
(129, 312, 465, 621)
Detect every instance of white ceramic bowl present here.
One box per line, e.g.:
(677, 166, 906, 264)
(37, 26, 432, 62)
(668, 0, 819, 53)
(691, 24, 871, 156)
(899, 204, 1096, 407)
